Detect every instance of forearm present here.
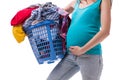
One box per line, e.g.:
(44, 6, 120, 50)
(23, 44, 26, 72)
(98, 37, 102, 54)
(81, 0, 111, 53)
(81, 30, 110, 53)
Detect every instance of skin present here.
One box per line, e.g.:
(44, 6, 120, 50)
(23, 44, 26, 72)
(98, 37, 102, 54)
(64, 0, 112, 56)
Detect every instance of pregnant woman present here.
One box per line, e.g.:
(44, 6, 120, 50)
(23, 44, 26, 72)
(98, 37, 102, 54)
(47, 0, 112, 80)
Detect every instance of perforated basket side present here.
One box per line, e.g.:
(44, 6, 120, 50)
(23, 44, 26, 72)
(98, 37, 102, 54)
(24, 20, 65, 64)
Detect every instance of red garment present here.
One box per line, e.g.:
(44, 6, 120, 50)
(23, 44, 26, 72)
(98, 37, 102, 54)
(58, 8, 71, 51)
(60, 16, 71, 51)
(60, 16, 71, 39)
(11, 6, 38, 26)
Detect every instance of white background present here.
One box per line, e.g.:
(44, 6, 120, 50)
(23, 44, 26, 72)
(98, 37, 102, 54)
(0, 0, 120, 80)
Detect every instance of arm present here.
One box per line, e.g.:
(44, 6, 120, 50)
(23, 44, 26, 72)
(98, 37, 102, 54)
(69, 0, 112, 56)
(63, 0, 76, 14)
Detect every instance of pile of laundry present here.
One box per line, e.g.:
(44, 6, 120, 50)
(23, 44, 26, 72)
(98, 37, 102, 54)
(11, 2, 71, 43)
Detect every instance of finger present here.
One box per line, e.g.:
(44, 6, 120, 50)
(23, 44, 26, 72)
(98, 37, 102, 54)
(69, 48, 75, 52)
(69, 48, 75, 53)
(69, 48, 73, 51)
(69, 46, 75, 49)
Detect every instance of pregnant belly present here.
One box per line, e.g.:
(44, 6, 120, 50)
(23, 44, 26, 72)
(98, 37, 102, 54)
(66, 30, 96, 48)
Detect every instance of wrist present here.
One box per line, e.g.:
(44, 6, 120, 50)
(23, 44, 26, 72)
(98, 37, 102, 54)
(81, 47, 87, 54)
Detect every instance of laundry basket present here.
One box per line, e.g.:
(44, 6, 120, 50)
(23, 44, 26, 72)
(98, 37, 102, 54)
(24, 20, 66, 64)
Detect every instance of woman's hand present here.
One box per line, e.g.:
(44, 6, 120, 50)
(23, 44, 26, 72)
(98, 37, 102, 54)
(69, 46, 85, 56)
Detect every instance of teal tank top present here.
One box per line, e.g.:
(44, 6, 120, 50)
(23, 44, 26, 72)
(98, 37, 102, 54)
(66, 0, 102, 55)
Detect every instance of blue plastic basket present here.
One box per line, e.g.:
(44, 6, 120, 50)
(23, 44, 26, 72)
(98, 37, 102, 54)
(24, 20, 66, 64)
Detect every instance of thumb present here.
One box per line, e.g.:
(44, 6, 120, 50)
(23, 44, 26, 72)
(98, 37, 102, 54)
(69, 46, 75, 49)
